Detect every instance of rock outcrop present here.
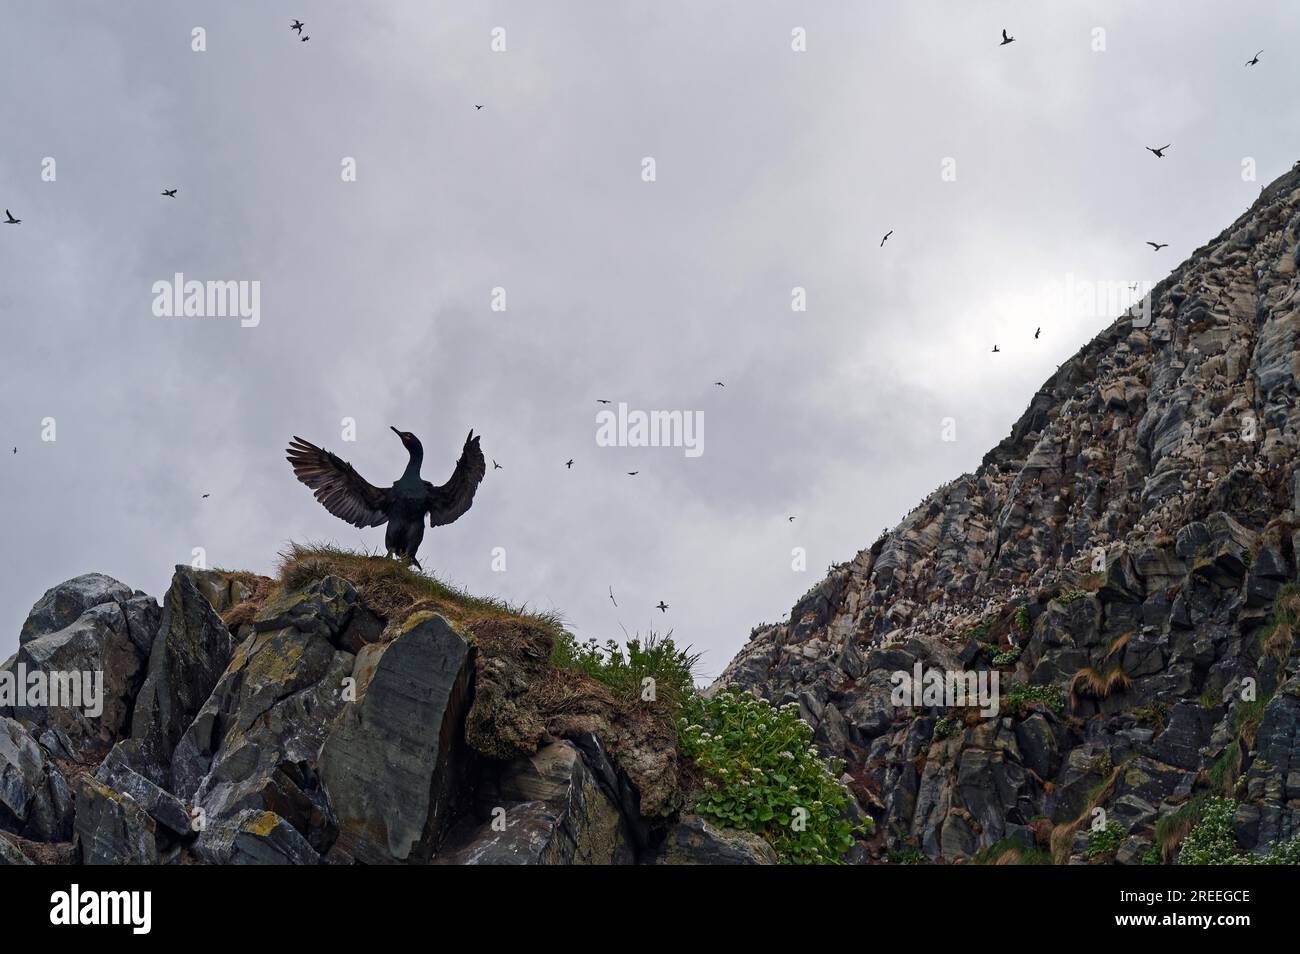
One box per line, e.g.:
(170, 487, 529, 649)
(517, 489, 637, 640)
(0, 550, 743, 864)
(714, 161, 1300, 864)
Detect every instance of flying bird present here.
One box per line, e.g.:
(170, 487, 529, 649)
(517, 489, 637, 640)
(286, 427, 485, 570)
(492, 459, 502, 470)
(1034, 327, 1041, 339)
(475, 105, 485, 110)
(291, 20, 304, 33)
(788, 516, 796, 522)
(565, 459, 574, 469)
(608, 586, 617, 607)
(992, 345, 1000, 353)
(301, 35, 310, 42)
(880, 230, 893, 247)
(4, 210, 19, 225)
(1246, 50, 1262, 66)
(597, 399, 612, 405)
(1145, 144, 1170, 158)
(1147, 241, 1168, 251)
(161, 189, 177, 198)
(655, 601, 669, 613)
(714, 381, 724, 387)
(1000, 29, 1015, 46)
(201, 493, 210, 499)
(627, 471, 639, 476)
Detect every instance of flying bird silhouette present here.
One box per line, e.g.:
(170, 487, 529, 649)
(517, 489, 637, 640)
(4, 210, 19, 225)
(201, 493, 210, 499)
(788, 516, 796, 522)
(1146, 144, 1170, 158)
(608, 586, 617, 607)
(286, 427, 485, 570)
(597, 399, 612, 405)
(655, 601, 668, 613)
(880, 230, 893, 247)
(1034, 327, 1041, 339)
(492, 459, 502, 470)
(1147, 241, 1168, 251)
(714, 381, 725, 387)
(475, 105, 485, 110)
(301, 35, 310, 42)
(161, 189, 177, 198)
(1000, 29, 1015, 46)
(291, 20, 304, 33)
(992, 345, 1000, 353)
(1246, 50, 1262, 66)
(627, 471, 639, 476)
(565, 459, 574, 469)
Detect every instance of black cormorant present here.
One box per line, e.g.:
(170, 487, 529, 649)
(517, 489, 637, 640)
(286, 427, 485, 569)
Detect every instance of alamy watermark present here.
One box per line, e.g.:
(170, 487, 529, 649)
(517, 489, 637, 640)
(0, 665, 103, 717)
(890, 663, 1000, 718)
(152, 272, 260, 327)
(595, 402, 704, 458)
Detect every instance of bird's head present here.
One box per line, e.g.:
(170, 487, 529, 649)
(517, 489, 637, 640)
(390, 426, 423, 455)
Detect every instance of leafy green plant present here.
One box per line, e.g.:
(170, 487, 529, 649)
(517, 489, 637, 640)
(551, 630, 699, 705)
(887, 847, 928, 865)
(1178, 797, 1300, 865)
(1014, 603, 1031, 637)
(991, 646, 1022, 666)
(933, 716, 959, 740)
(1085, 820, 1125, 859)
(1005, 682, 1065, 717)
(678, 690, 871, 864)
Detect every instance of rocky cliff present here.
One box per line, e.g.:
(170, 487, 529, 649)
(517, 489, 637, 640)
(0, 549, 773, 865)
(715, 162, 1300, 865)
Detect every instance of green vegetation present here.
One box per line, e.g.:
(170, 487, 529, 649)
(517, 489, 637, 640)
(1085, 820, 1125, 859)
(991, 646, 1022, 666)
(933, 715, 959, 740)
(678, 689, 872, 864)
(1005, 682, 1066, 717)
(886, 847, 929, 865)
(967, 616, 993, 642)
(1256, 582, 1300, 664)
(1179, 797, 1300, 865)
(550, 630, 699, 705)
(973, 838, 1052, 865)
(1014, 603, 1031, 638)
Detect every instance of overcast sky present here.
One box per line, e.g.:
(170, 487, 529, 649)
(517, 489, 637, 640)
(2, 1, 1297, 678)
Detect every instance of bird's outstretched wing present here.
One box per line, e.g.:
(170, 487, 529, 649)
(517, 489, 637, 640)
(286, 436, 393, 527)
(425, 430, 486, 527)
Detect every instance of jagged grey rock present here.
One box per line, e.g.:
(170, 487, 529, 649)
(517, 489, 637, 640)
(128, 566, 233, 786)
(0, 716, 73, 841)
(73, 775, 157, 864)
(319, 612, 474, 864)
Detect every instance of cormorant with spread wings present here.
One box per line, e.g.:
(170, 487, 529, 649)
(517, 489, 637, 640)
(286, 427, 486, 569)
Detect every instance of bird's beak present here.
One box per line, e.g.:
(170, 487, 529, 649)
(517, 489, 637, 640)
(390, 426, 405, 443)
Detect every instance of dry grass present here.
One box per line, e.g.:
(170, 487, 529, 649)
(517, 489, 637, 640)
(1050, 763, 1122, 864)
(275, 541, 566, 635)
(1069, 666, 1132, 706)
(1104, 632, 1133, 661)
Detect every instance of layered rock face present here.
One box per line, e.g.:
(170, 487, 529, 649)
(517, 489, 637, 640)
(1, 565, 763, 865)
(716, 162, 1300, 863)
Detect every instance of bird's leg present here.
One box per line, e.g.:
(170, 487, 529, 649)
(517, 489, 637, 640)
(409, 555, 423, 571)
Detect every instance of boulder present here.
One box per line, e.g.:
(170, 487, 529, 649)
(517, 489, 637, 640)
(172, 624, 352, 852)
(0, 716, 73, 841)
(128, 566, 234, 785)
(7, 593, 151, 761)
(74, 776, 158, 864)
(19, 574, 135, 646)
(650, 813, 777, 864)
(437, 741, 634, 865)
(319, 613, 474, 864)
(193, 809, 319, 865)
